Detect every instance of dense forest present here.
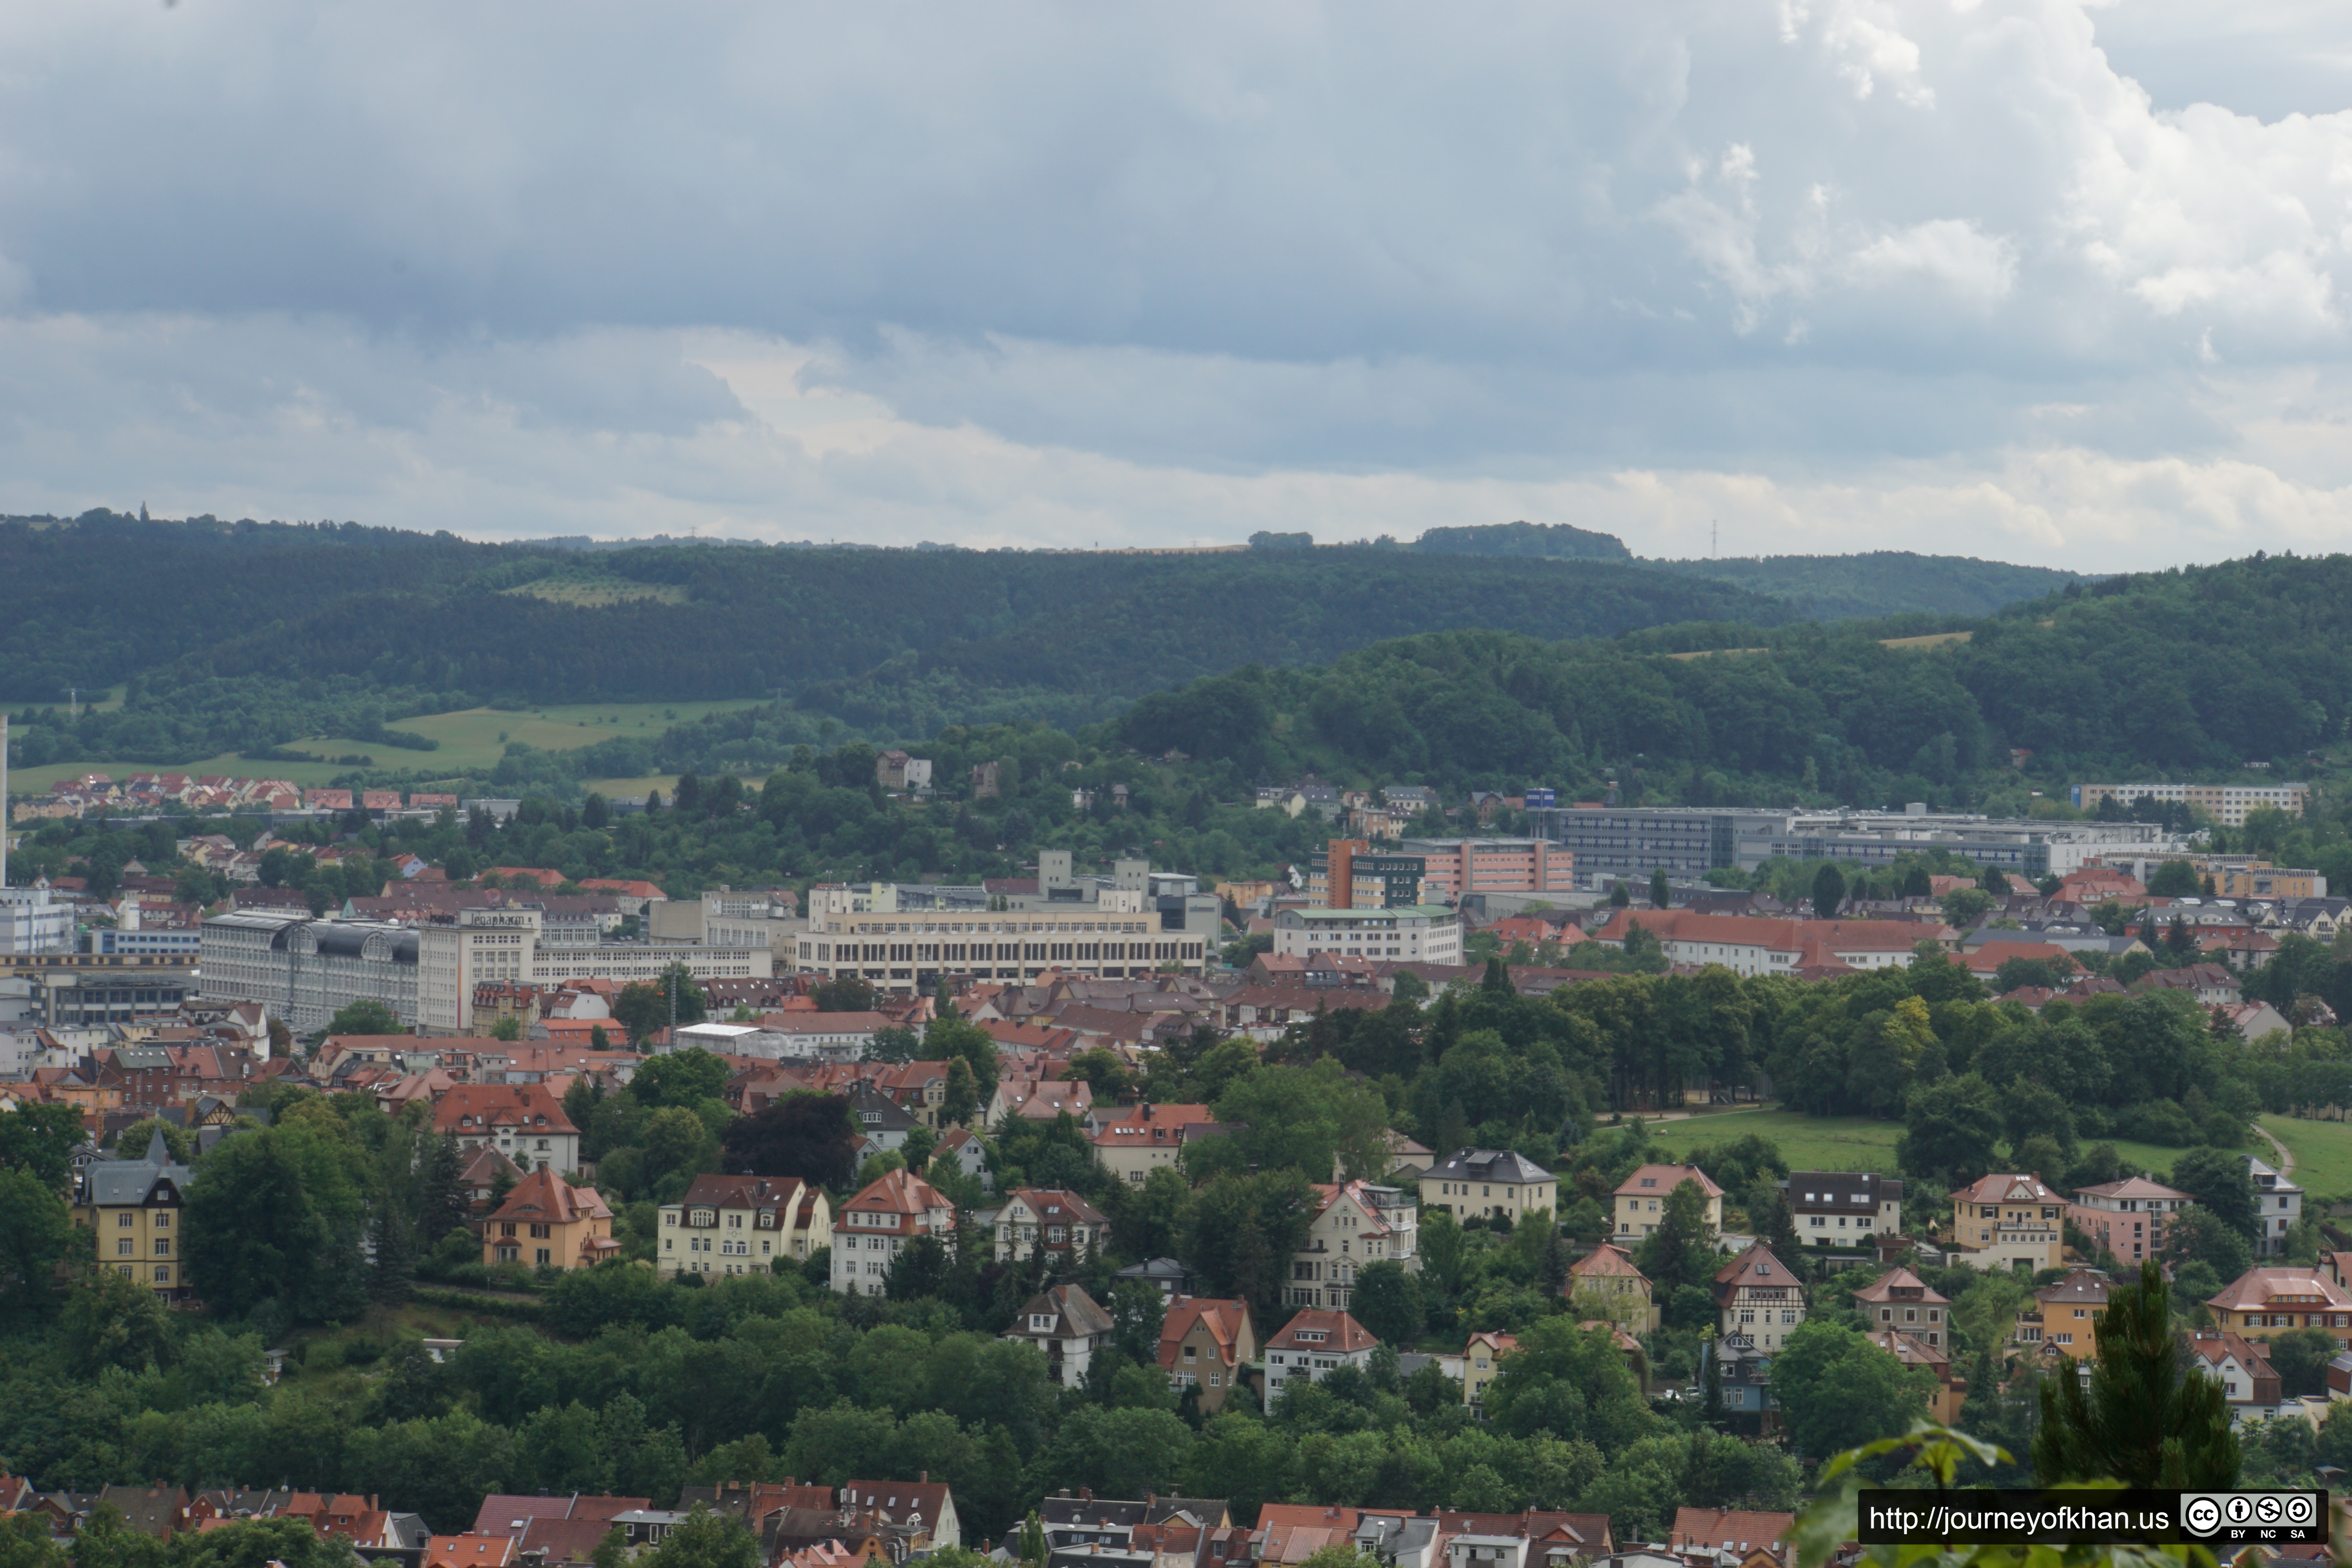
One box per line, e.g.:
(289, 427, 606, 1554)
(2, 514, 2078, 765)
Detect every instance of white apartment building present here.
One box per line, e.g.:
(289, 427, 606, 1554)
(2247, 1154, 2304, 1256)
(416, 904, 769, 1033)
(798, 886, 1205, 995)
(2071, 782, 2308, 828)
(1271, 906, 1462, 965)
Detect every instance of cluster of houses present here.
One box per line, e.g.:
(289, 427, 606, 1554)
(0, 1472, 1856, 1568)
(15, 775, 465, 824)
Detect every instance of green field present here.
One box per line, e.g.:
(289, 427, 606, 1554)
(1641, 1105, 2200, 1186)
(6, 700, 769, 799)
(2258, 1114, 2352, 1202)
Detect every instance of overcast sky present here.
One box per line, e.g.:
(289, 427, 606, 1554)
(4, 0, 2352, 567)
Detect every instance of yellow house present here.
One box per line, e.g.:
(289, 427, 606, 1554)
(1460, 1329, 1518, 1410)
(1566, 1241, 1660, 1331)
(1945, 1173, 2064, 1272)
(483, 1168, 619, 1271)
(72, 1129, 194, 1300)
(2205, 1267, 2352, 1350)
(657, 1174, 832, 1279)
(1612, 1164, 1725, 1241)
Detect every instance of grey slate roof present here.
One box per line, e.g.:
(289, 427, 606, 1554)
(82, 1129, 193, 1206)
(1425, 1147, 1553, 1185)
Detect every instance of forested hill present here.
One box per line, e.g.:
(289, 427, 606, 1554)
(1644, 552, 2086, 621)
(1119, 553, 2352, 811)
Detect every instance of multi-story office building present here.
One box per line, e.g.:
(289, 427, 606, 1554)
(199, 911, 418, 1035)
(0, 953, 195, 1026)
(205, 904, 769, 1034)
(1309, 840, 1429, 909)
(1535, 804, 2184, 883)
(1270, 905, 1461, 965)
(793, 853, 1217, 995)
(2072, 781, 2308, 827)
(0, 887, 76, 955)
(1396, 838, 1575, 902)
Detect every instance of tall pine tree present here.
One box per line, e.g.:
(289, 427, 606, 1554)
(2034, 1259, 2238, 1486)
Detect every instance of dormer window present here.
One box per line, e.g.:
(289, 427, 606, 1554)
(1029, 1314, 1056, 1332)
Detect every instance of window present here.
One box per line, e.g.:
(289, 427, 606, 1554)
(153, 1212, 170, 1229)
(118, 1239, 132, 1256)
(118, 1212, 132, 1228)
(535, 1248, 552, 1265)
(153, 1265, 171, 1283)
(154, 1239, 171, 1256)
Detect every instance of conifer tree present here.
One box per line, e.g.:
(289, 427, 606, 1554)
(2034, 1259, 2238, 1487)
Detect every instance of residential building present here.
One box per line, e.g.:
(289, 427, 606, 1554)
(1610, 1164, 1725, 1240)
(829, 1168, 956, 1294)
(2189, 1330, 2286, 1424)
(1421, 1148, 1558, 1225)
(1851, 1267, 1948, 1350)
(1003, 1283, 1113, 1386)
(837, 1479, 957, 1550)
(1158, 1297, 1257, 1414)
(1460, 1330, 1518, 1412)
(657, 1174, 831, 1278)
(1586, 909, 1940, 976)
(2070, 782, 2308, 828)
(1714, 1243, 1804, 1352)
(481, 1169, 618, 1271)
(2069, 1176, 2192, 1264)
(71, 1129, 192, 1298)
(993, 1188, 1110, 1265)
(1287, 1180, 1419, 1309)
(1666, 1510, 1794, 1566)
(1945, 1173, 2065, 1271)
(1270, 906, 1462, 966)
(1092, 1102, 1228, 1186)
(432, 1082, 581, 1173)
(1785, 1171, 1902, 1247)
(2247, 1154, 2305, 1256)
(1565, 1242, 1659, 1331)
(1864, 1330, 1966, 1424)
(875, 752, 933, 791)
(427, 1535, 520, 1568)
(2019, 1268, 2109, 1360)
(2205, 1267, 2352, 1350)
(1263, 1309, 1380, 1393)
(1394, 838, 1576, 903)
(1117, 1256, 1198, 1298)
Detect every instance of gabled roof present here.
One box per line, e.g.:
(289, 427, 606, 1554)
(1712, 1241, 1796, 1299)
(1948, 1172, 2059, 1205)
(1159, 1297, 1253, 1369)
(486, 1168, 612, 1227)
(1852, 1266, 1947, 1306)
(1668, 1509, 1795, 1556)
(1265, 1309, 1379, 1354)
(1012, 1283, 1114, 1339)
(1566, 1243, 1648, 1283)
(838, 1167, 950, 1222)
(1004, 1187, 1109, 1227)
(1613, 1162, 1723, 1199)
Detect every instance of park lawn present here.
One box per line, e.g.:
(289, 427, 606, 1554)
(2259, 1114, 2352, 1202)
(1642, 1108, 1904, 1174)
(1639, 1105, 2194, 1185)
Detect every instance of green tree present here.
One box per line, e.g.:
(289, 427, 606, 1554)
(640, 1508, 759, 1568)
(110, 1117, 196, 1165)
(489, 1014, 524, 1042)
(1811, 864, 1846, 921)
(2035, 1259, 2238, 1486)
(1634, 1178, 1720, 1294)
(0, 1167, 79, 1321)
(1650, 867, 1671, 909)
(2146, 860, 2201, 898)
(2166, 1148, 2257, 1240)
(1350, 1259, 1424, 1347)
(183, 1122, 368, 1322)
(2164, 1206, 2252, 1283)
(0, 1511, 65, 1568)
(326, 997, 401, 1036)
(1769, 1321, 1933, 1460)
(941, 1058, 980, 1129)
(2268, 1326, 2341, 1398)
(1897, 1073, 2002, 1189)
(61, 1266, 175, 1374)
(0, 1102, 89, 1189)
(1212, 1059, 1390, 1181)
